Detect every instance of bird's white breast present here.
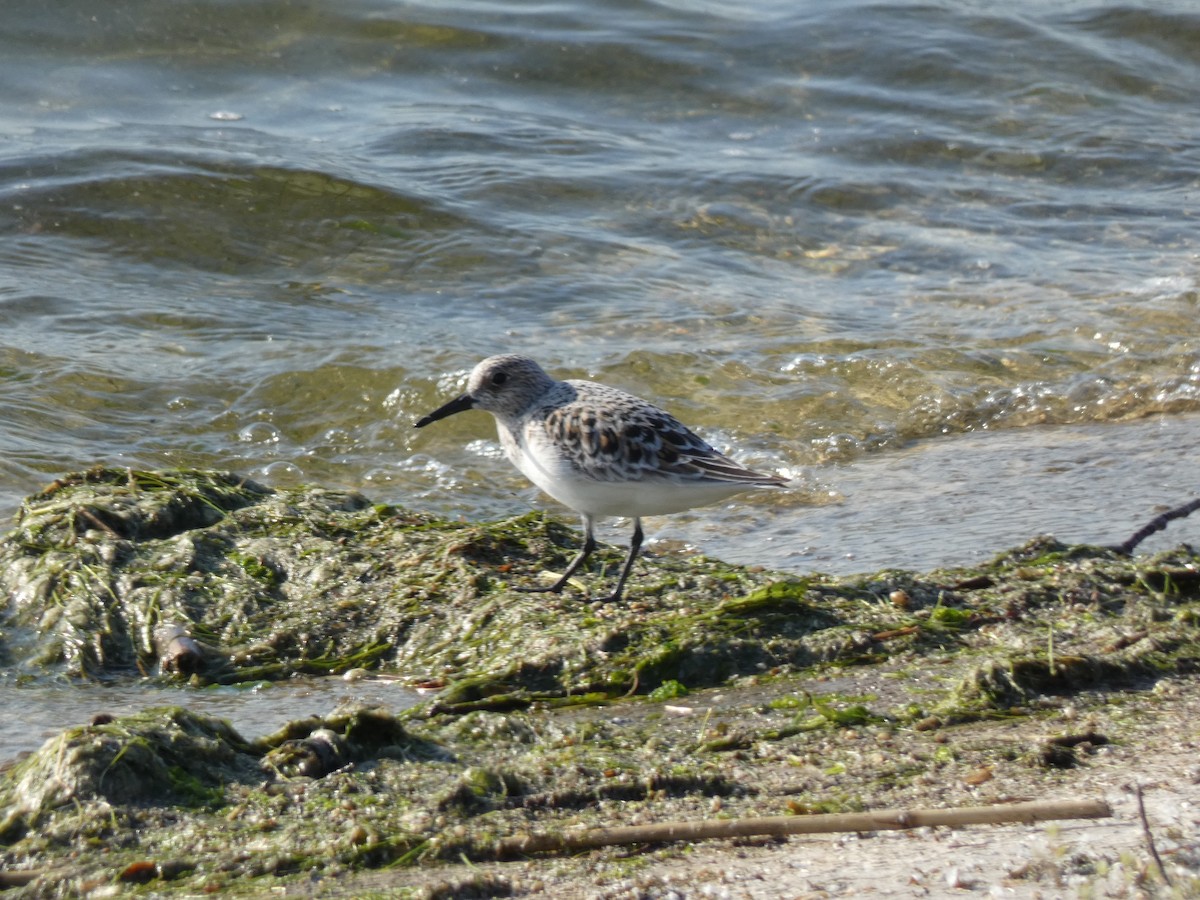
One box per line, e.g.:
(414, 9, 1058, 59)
(498, 416, 761, 519)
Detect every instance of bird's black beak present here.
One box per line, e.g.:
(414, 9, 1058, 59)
(415, 393, 475, 428)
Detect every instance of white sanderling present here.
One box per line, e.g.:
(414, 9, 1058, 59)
(415, 354, 787, 602)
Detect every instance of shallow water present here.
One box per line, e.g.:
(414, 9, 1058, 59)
(669, 412, 1200, 577)
(2, 0, 1198, 748)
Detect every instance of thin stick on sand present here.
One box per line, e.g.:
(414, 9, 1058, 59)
(1135, 783, 1172, 887)
(494, 798, 1112, 858)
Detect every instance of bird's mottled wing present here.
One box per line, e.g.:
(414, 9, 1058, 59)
(541, 385, 785, 486)
(636, 408, 787, 485)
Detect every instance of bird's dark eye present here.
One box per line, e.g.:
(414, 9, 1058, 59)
(491, 372, 509, 386)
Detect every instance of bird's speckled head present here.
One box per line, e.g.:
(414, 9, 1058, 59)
(464, 355, 559, 418)
(415, 355, 559, 427)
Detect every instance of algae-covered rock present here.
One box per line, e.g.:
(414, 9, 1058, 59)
(257, 703, 449, 776)
(0, 467, 824, 695)
(2, 468, 1197, 715)
(0, 707, 258, 842)
(0, 703, 452, 890)
(1, 468, 338, 677)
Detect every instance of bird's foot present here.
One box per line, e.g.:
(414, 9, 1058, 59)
(514, 569, 588, 595)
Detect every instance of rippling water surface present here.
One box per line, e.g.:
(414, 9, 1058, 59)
(2, 0, 1199, 750)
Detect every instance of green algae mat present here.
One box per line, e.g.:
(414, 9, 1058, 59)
(1, 468, 1197, 896)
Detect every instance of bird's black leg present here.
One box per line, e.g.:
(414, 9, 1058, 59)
(600, 517, 643, 603)
(517, 515, 597, 594)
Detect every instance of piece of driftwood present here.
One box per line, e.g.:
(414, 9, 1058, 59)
(0, 869, 48, 888)
(494, 797, 1112, 858)
(1112, 497, 1200, 555)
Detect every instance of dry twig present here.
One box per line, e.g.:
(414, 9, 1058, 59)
(1135, 783, 1172, 887)
(494, 797, 1111, 858)
(1112, 497, 1200, 555)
